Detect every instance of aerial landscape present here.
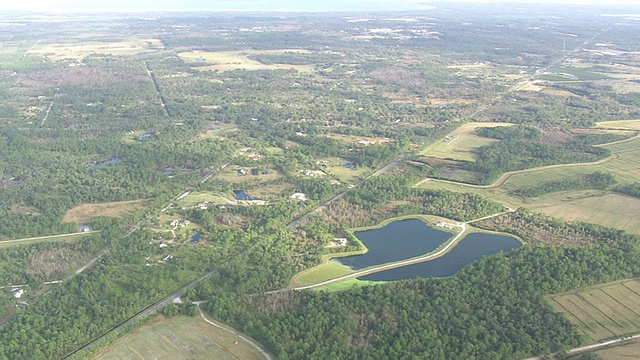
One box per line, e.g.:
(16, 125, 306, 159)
(1, 1, 640, 359)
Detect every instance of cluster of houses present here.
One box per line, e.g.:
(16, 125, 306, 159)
(145, 254, 173, 267)
(196, 201, 212, 210)
(169, 219, 190, 228)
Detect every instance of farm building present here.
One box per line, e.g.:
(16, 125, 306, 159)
(289, 192, 308, 201)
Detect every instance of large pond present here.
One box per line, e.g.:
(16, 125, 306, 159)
(358, 232, 522, 282)
(336, 219, 452, 270)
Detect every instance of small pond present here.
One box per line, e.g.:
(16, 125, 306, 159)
(336, 219, 452, 270)
(234, 190, 261, 201)
(358, 233, 522, 282)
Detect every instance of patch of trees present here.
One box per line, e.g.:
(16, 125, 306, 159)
(476, 209, 637, 248)
(514, 172, 615, 197)
(614, 182, 640, 198)
(201, 241, 640, 360)
(475, 125, 541, 140)
(466, 139, 609, 184)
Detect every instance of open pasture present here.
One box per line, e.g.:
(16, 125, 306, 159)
(93, 315, 267, 360)
(178, 50, 315, 72)
(318, 157, 371, 184)
(418, 122, 514, 162)
(548, 279, 640, 342)
(417, 136, 640, 234)
(195, 124, 238, 141)
(62, 199, 151, 224)
(28, 39, 163, 61)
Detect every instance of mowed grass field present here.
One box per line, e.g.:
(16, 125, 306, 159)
(418, 122, 514, 161)
(93, 315, 267, 360)
(289, 259, 355, 288)
(28, 39, 163, 61)
(62, 199, 152, 224)
(319, 157, 372, 184)
(548, 279, 640, 342)
(178, 50, 314, 72)
(417, 133, 640, 234)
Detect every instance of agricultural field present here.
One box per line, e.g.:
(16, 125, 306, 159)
(418, 122, 514, 162)
(417, 135, 640, 234)
(595, 119, 640, 131)
(548, 279, 640, 342)
(195, 124, 238, 141)
(28, 39, 164, 61)
(592, 341, 640, 359)
(540, 66, 612, 81)
(177, 50, 314, 72)
(211, 167, 283, 185)
(62, 200, 152, 224)
(93, 315, 267, 360)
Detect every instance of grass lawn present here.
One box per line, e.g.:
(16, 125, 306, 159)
(417, 135, 640, 234)
(290, 259, 355, 288)
(548, 278, 640, 342)
(62, 199, 151, 224)
(93, 315, 267, 360)
(178, 50, 314, 72)
(418, 122, 514, 162)
(195, 124, 238, 141)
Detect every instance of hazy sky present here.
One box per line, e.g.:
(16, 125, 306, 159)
(0, 0, 638, 11)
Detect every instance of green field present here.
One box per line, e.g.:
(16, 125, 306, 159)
(596, 119, 640, 131)
(418, 122, 514, 161)
(94, 315, 267, 360)
(542, 66, 612, 81)
(320, 157, 372, 184)
(417, 135, 640, 234)
(289, 259, 355, 288)
(548, 279, 640, 342)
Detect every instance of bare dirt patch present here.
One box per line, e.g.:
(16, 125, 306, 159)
(62, 199, 151, 224)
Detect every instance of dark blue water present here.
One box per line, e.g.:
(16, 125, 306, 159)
(358, 233, 522, 281)
(336, 219, 452, 270)
(191, 232, 202, 243)
(234, 190, 261, 201)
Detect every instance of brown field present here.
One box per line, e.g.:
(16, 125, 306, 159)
(62, 199, 151, 224)
(594, 340, 640, 359)
(28, 39, 164, 61)
(178, 50, 314, 72)
(322, 133, 391, 146)
(548, 279, 640, 342)
(11, 203, 40, 215)
(596, 119, 640, 131)
(418, 122, 514, 162)
(93, 315, 267, 360)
